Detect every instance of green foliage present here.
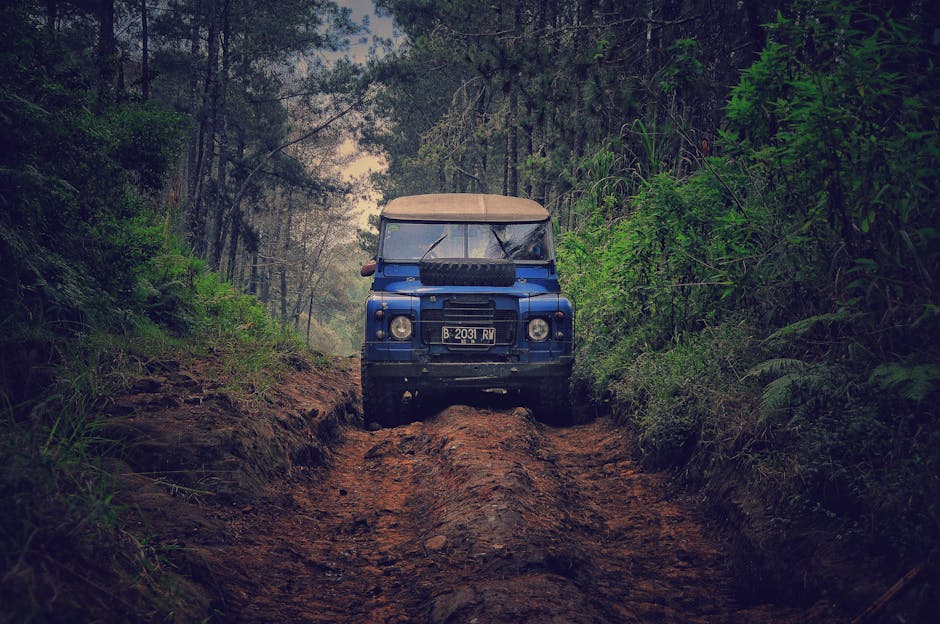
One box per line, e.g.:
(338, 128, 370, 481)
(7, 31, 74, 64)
(559, 0, 939, 604)
(870, 362, 940, 403)
(0, 251, 312, 622)
(559, 154, 764, 394)
(746, 357, 833, 422)
(727, 0, 939, 296)
(763, 310, 862, 343)
(107, 103, 188, 192)
(0, 5, 329, 620)
(611, 324, 755, 467)
(661, 38, 705, 93)
(137, 252, 203, 334)
(0, 5, 188, 328)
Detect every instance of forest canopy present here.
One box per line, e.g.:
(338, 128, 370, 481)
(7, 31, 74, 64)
(0, 0, 375, 356)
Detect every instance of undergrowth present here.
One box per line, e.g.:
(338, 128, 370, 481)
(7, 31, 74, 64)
(0, 259, 321, 622)
(0, 246, 323, 623)
(0, 5, 330, 621)
(558, 1, 939, 615)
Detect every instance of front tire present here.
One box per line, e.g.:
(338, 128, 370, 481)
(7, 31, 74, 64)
(531, 377, 573, 426)
(361, 357, 404, 427)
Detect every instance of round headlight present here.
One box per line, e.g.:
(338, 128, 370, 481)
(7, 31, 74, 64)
(527, 317, 550, 342)
(389, 315, 413, 341)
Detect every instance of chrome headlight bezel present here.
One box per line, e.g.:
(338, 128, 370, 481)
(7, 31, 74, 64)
(389, 315, 414, 341)
(527, 317, 550, 342)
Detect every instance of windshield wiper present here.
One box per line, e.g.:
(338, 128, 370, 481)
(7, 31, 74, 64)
(490, 225, 510, 259)
(419, 233, 448, 262)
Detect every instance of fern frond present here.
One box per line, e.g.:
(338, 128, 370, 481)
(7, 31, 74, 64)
(765, 310, 861, 343)
(745, 358, 807, 379)
(870, 363, 940, 402)
(759, 374, 799, 419)
(754, 362, 832, 422)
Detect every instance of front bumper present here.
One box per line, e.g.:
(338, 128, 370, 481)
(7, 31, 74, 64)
(364, 357, 573, 390)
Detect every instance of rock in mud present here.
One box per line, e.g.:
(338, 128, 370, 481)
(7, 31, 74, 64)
(429, 586, 478, 624)
(425, 535, 448, 551)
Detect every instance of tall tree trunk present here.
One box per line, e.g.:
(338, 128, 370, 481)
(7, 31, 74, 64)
(305, 292, 314, 344)
(280, 266, 288, 323)
(226, 207, 241, 282)
(524, 99, 535, 198)
(45, 0, 56, 33)
(186, 0, 204, 254)
(209, 0, 231, 271)
(742, 0, 766, 59)
(96, 0, 116, 106)
(279, 202, 293, 324)
(507, 87, 518, 197)
(238, 247, 248, 289)
(196, 0, 220, 259)
(248, 248, 259, 295)
(501, 144, 509, 196)
(475, 82, 489, 193)
(507, 4, 523, 197)
(227, 136, 248, 282)
(140, 0, 149, 100)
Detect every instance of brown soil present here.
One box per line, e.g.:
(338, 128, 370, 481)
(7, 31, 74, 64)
(114, 358, 846, 623)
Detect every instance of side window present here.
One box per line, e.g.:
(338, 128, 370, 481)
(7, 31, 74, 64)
(511, 223, 548, 260)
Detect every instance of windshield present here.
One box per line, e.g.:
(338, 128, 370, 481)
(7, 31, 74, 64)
(380, 221, 552, 262)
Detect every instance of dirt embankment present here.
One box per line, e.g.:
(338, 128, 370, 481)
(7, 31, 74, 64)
(111, 359, 845, 623)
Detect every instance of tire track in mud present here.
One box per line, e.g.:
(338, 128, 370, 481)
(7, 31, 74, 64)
(205, 402, 839, 623)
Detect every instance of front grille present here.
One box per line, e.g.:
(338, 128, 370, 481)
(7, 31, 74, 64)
(421, 298, 516, 350)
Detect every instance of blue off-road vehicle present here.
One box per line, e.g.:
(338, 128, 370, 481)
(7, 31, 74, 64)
(360, 193, 574, 427)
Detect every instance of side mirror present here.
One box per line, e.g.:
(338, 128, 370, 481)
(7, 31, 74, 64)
(360, 259, 376, 277)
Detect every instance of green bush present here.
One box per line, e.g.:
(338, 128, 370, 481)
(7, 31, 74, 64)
(559, 153, 765, 393)
(611, 323, 756, 468)
(558, 0, 939, 606)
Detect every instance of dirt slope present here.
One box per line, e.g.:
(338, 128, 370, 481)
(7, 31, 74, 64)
(111, 358, 844, 623)
(195, 401, 842, 622)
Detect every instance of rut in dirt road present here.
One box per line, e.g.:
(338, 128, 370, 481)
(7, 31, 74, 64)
(207, 403, 837, 623)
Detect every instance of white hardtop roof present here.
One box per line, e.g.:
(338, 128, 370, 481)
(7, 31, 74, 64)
(382, 193, 549, 222)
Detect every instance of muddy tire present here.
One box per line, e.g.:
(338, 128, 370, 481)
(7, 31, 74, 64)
(532, 378, 573, 426)
(419, 258, 516, 286)
(361, 357, 404, 427)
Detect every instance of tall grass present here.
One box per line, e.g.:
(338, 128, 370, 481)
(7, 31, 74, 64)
(0, 253, 325, 621)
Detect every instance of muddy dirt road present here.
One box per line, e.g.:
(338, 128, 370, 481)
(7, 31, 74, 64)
(198, 392, 840, 623)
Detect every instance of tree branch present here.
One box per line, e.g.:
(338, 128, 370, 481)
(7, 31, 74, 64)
(231, 96, 367, 212)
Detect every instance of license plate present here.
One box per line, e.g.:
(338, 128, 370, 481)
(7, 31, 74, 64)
(442, 326, 495, 345)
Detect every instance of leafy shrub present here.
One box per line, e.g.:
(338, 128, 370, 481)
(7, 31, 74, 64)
(559, 153, 765, 393)
(0, 4, 188, 323)
(558, 0, 939, 608)
(611, 323, 756, 468)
